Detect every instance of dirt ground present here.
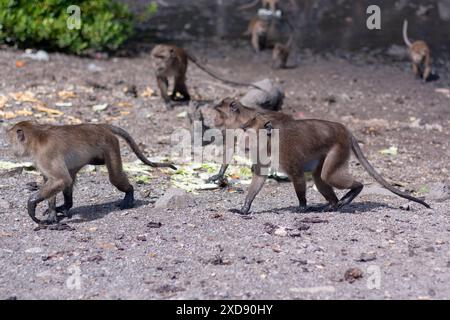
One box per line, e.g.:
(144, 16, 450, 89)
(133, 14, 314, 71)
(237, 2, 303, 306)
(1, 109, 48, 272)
(0, 43, 449, 300)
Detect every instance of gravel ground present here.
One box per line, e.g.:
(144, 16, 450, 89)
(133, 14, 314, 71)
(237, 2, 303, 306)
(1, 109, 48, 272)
(0, 43, 449, 300)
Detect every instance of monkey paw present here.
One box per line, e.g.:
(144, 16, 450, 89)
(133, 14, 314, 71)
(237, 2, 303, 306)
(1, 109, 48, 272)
(119, 199, 134, 210)
(206, 175, 228, 187)
(56, 206, 72, 219)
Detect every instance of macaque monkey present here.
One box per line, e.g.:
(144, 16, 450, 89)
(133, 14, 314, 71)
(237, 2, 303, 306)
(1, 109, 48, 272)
(272, 34, 293, 69)
(7, 121, 176, 225)
(244, 17, 270, 53)
(403, 20, 431, 82)
(237, 113, 430, 214)
(207, 98, 291, 185)
(151, 44, 263, 106)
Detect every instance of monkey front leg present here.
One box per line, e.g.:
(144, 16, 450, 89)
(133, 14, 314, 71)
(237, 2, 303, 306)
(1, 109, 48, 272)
(239, 172, 267, 215)
(156, 75, 173, 107)
(28, 179, 68, 224)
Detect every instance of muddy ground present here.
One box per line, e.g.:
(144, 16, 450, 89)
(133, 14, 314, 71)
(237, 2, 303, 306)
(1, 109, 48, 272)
(0, 43, 449, 300)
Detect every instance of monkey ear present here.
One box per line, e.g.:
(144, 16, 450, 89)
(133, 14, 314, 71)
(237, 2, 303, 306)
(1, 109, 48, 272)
(169, 48, 175, 56)
(264, 121, 273, 135)
(230, 101, 239, 113)
(16, 129, 25, 142)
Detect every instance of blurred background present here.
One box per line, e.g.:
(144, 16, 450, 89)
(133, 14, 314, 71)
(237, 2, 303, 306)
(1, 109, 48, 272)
(1, 0, 449, 58)
(130, 0, 450, 58)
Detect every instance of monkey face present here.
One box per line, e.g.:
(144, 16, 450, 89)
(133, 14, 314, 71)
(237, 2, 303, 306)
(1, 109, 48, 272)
(213, 98, 242, 128)
(7, 122, 29, 157)
(151, 45, 177, 74)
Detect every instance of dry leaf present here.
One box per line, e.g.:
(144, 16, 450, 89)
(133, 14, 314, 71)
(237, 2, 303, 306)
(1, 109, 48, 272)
(16, 109, 34, 116)
(0, 111, 17, 119)
(66, 116, 82, 124)
(33, 104, 64, 116)
(118, 102, 133, 108)
(10, 91, 38, 103)
(0, 95, 7, 109)
(57, 91, 76, 100)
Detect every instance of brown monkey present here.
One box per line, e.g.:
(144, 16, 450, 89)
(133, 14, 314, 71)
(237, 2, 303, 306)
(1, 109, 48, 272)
(151, 44, 264, 106)
(244, 17, 270, 52)
(237, 113, 430, 214)
(206, 98, 292, 185)
(403, 20, 431, 82)
(7, 121, 176, 225)
(272, 34, 294, 68)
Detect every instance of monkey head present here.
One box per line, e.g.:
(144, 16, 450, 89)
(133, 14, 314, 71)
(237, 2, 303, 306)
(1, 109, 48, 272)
(151, 45, 178, 75)
(213, 97, 246, 128)
(7, 121, 33, 157)
(241, 113, 273, 135)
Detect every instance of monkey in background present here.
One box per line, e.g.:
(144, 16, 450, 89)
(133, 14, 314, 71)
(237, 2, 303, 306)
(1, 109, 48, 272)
(403, 20, 432, 82)
(244, 17, 270, 52)
(272, 34, 294, 68)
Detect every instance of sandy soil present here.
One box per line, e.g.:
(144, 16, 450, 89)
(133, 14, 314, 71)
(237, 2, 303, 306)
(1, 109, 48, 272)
(0, 43, 449, 300)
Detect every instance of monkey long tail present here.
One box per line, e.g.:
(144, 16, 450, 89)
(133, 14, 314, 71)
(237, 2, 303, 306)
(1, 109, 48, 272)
(186, 53, 265, 92)
(403, 19, 412, 48)
(106, 125, 177, 170)
(350, 134, 430, 208)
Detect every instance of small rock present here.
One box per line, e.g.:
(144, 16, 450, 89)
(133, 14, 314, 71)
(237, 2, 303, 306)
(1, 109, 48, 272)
(87, 254, 104, 263)
(92, 104, 108, 112)
(240, 79, 284, 111)
(288, 230, 302, 237)
(25, 247, 43, 254)
(300, 217, 329, 224)
(147, 222, 162, 228)
(357, 252, 377, 262)
(154, 188, 194, 209)
(264, 222, 277, 234)
(295, 223, 310, 231)
(399, 203, 411, 211)
(87, 63, 103, 73)
(427, 183, 450, 202)
(0, 199, 11, 210)
(274, 227, 288, 237)
(344, 268, 363, 283)
(21, 50, 49, 61)
(136, 235, 147, 241)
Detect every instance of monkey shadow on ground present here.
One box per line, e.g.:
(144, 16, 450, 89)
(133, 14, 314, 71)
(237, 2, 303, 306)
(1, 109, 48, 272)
(247, 201, 393, 215)
(64, 199, 149, 224)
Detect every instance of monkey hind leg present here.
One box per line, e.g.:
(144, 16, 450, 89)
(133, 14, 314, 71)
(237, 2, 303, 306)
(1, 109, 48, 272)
(312, 161, 339, 211)
(105, 149, 134, 210)
(321, 145, 363, 210)
(56, 185, 74, 218)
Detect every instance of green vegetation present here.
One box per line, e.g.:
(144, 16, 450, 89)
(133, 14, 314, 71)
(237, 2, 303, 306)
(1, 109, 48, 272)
(0, 0, 134, 54)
